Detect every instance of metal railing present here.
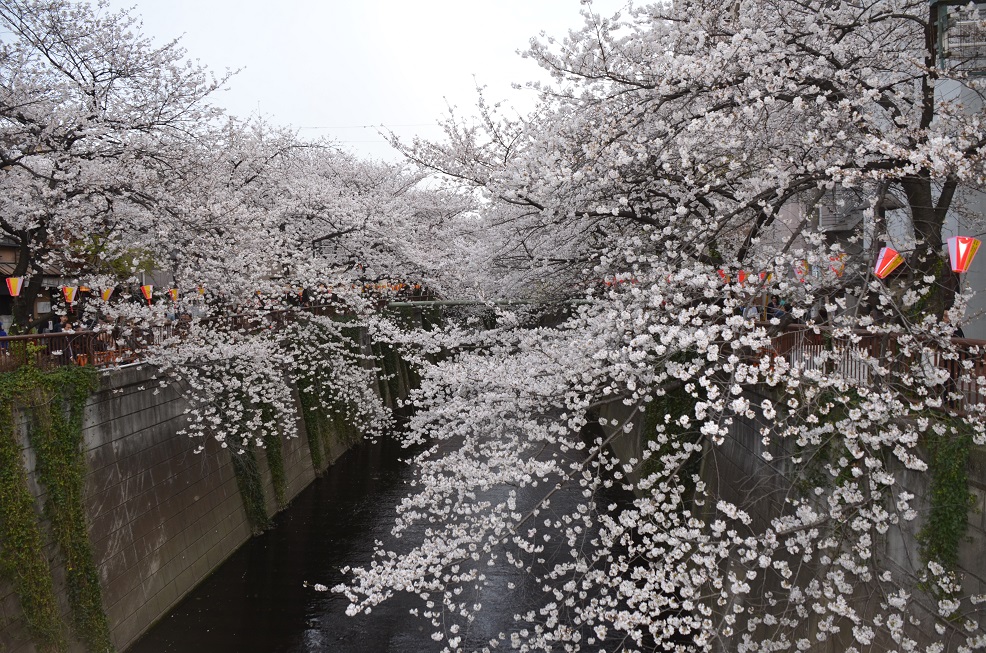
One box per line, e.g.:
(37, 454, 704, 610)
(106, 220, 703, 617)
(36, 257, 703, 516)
(0, 301, 359, 372)
(0, 326, 175, 371)
(767, 325, 986, 414)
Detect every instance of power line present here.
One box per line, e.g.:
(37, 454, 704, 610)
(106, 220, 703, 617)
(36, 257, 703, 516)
(297, 123, 443, 130)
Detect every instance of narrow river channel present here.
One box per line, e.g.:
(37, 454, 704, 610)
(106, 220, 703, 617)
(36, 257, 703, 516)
(125, 434, 635, 653)
(126, 438, 438, 652)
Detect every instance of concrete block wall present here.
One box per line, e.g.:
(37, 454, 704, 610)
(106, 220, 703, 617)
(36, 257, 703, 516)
(0, 364, 325, 653)
(960, 447, 986, 600)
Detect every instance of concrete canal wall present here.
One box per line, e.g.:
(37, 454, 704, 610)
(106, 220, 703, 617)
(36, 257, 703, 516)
(598, 389, 986, 652)
(0, 355, 408, 653)
(81, 366, 320, 652)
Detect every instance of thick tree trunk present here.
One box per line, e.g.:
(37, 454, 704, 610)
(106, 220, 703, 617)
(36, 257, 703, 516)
(899, 174, 954, 319)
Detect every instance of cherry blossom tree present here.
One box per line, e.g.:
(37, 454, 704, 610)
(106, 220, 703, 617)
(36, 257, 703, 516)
(0, 0, 466, 506)
(0, 0, 231, 330)
(5, 0, 986, 650)
(338, 1, 986, 651)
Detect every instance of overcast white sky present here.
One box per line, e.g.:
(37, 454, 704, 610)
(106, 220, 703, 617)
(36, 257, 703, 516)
(106, 0, 629, 161)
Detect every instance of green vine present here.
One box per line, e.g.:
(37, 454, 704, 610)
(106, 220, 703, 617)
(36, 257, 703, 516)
(260, 407, 286, 508)
(918, 422, 974, 575)
(298, 385, 326, 472)
(324, 401, 361, 447)
(0, 395, 65, 652)
(299, 390, 362, 465)
(0, 357, 112, 652)
(230, 448, 271, 534)
(373, 342, 405, 408)
(294, 371, 369, 474)
(371, 343, 391, 408)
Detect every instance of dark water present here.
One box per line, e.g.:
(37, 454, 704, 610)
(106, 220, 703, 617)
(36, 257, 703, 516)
(126, 439, 438, 653)
(125, 436, 634, 653)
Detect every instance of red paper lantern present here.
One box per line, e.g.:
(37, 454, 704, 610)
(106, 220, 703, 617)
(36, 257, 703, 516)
(874, 247, 904, 279)
(737, 270, 748, 284)
(947, 236, 980, 273)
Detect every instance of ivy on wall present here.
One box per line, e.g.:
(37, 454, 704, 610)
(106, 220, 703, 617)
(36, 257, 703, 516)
(298, 384, 327, 472)
(261, 422, 287, 509)
(918, 422, 975, 577)
(230, 447, 271, 535)
(0, 357, 112, 652)
(298, 388, 362, 474)
(0, 397, 65, 652)
(227, 411, 287, 532)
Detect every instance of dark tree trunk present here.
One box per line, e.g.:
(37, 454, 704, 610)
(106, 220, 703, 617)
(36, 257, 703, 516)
(7, 228, 50, 333)
(899, 174, 954, 319)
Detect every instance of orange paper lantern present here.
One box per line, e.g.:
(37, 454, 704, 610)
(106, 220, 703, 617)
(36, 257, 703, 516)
(167, 288, 179, 302)
(947, 236, 980, 273)
(5, 277, 23, 297)
(101, 287, 114, 302)
(874, 247, 904, 279)
(140, 284, 153, 305)
(62, 286, 78, 304)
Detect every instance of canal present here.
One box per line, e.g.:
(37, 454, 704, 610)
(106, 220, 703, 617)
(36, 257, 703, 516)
(125, 433, 633, 653)
(125, 438, 436, 652)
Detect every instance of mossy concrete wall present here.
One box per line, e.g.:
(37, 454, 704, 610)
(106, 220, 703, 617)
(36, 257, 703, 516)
(0, 364, 347, 653)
